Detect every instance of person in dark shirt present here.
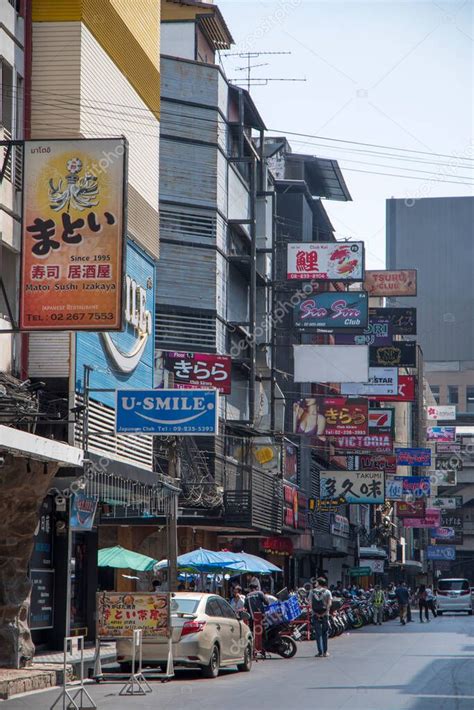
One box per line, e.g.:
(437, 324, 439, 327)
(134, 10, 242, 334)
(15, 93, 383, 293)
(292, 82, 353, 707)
(245, 582, 269, 629)
(395, 582, 410, 625)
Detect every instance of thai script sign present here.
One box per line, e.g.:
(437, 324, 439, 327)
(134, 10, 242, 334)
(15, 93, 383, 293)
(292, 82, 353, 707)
(427, 426, 456, 442)
(436, 442, 460, 454)
(96, 592, 170, 638)
(287, 242, 364, 281)
(395, 448, 431, 466)
(397, 475, 431, 497)
(431, 527, 462, 545)
(163, 352, 231, 394)
(369, 342, 417, 368)
(352, 454, 397, 475)
(20, 138, 126, 330)
(320, 470, 385, 504)
(426, 545, 456, 561)
(368, 307, 416, 335)
(115, 389, 218, 435)
(341, 367, 398, 397)
(426, 405, 456, 421)
(293, 397, 368, 436)
(364, 269, 417, 296)
(294, 291, 368, 329)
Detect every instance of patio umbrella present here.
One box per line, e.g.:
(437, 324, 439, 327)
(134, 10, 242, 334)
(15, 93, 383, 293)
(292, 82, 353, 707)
(98, 545, 157, 572)
(154, 547, 244, 574)
(224, 551, 282, 574)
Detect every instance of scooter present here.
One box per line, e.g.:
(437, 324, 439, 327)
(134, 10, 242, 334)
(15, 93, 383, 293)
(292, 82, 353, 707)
(263, 621, 298, 658)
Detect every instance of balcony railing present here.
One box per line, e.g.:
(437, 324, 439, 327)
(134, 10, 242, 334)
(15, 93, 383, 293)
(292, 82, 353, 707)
(224, 470, 283, 533)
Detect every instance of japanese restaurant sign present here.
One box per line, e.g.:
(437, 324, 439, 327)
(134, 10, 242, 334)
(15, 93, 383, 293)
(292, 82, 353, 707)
(20, 138, 126, 330)
(163, 352, 231, 394)
(350, 454, 397, 475)
(294, 291, 368, 329)
(294, 396, 368, 436)
(287, 242, 364, 281)
(320, 470, 385, 505)
(368, 307, 416, 335)
(97, 592, 170, 638)
(364, 269, 417, 296)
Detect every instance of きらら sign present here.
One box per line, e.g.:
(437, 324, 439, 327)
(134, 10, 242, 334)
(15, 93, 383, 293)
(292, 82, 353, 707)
(364, 269, 417, 296)
(287, 242, 364, 281)
(293, 397, 368, 436)
(163, 352, 231, 394)
(320, 470, 385, 505)
(294, 291, 368, 329)
(20, 138, 126, 330)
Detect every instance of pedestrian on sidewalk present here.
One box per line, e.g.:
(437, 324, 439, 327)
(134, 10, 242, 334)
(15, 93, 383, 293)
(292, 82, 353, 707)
(395, 582, 410, 625)
(310, 576, 332, 657)
(417, 584, 430, 623)
(371, 584, 385, 625)
(426, 586, 437, 617)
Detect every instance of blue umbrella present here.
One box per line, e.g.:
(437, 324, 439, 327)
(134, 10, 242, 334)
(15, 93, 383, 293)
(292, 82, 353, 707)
(154, 548, 244, 573)
(224, 552, 282, 574)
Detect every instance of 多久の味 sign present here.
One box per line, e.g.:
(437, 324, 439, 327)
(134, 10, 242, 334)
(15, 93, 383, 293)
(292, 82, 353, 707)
(20, 138, 126, 330)
(294, 291, 368, 329)
(287, 242, 364, 281)
(163, 352, 231, 394)
(364, 269, 417, 296)
(96, 592, 170, 638)
(320, 470, 385, 504)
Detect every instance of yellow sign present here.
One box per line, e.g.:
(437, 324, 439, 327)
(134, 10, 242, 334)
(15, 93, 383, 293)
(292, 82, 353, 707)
(20, 138, 126, 330)
(96, 592, 170, 638)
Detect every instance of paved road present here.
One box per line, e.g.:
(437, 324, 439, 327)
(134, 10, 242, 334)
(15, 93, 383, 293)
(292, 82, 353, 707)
(3, 613, 473, 710)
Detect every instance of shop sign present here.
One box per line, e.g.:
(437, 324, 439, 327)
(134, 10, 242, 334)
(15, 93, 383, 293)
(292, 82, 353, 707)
(115, 389, 218, 435)
(428, 496, 462, 510)
(364, 269, 417, 296)
(284, 442, 298, 484)
(372, 375, 416, 403)
(436, 442, 460, 454)
(333, 433, 393, 454)
(163, 352, 231, 395)
(320, 470, 385, 504)
(369, 342, 417, 368)
(395, 448, 431, 466)
(435, 456, 462, 472)
(96, 592, 170, 638)
(360, 559, 385, 573)
(396, 500, 426, 518)
(261, 537, 293, 555)
(431, 527, 459, 544)
(349, 566, 371, 577)
(427, 426, 456, 442)
(20, 138, 126, 330)
(441, 511, 463, 529)
(368, 409, 394, 433)
(293, 344, 368, 383)
(426, 545, 456, 561)
(426, 405, 456, 421)
(294, 396, 368, 436)
(252, 441, 281, 473)
(396, 475, 431, 497)
(351, 454, 397, 475)
(331, 514, 350, 537)
(341, 367, 398, 397)
(287, 242, 364, 281)
(386, 476, 403, 500)
(430, 470, 457, 486)
(294, 291, 368, 329)
(29, 569, 54, 630)
(402, 509, 441, 528)
(335, 320, 392, 346)
(368, 307, 417, 335)
(31, 497, 53, 569)
(70, 493, 98, 531)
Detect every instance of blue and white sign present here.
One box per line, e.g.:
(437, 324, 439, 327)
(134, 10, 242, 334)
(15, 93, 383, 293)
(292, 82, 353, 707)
(70, 493, 98, 531)
(426, 545, 456, 561)
(116, 389, 219, 436)
(75, 240, 155, 408)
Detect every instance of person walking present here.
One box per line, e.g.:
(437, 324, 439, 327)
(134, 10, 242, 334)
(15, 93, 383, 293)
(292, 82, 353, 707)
(371, 584, 385, 625)
(310, 577, 333, 657)
(417, 584, 430, 623)
(426, 586, 437, 617)
(395, 582, 410, 625)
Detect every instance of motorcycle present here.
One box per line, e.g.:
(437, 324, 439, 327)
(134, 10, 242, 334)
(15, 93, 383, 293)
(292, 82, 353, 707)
(263, 620, 298, 658)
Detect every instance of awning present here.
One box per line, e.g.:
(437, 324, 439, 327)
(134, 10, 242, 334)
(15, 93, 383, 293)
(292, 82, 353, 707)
(359, 546, 387, 559)
(0, 425, 83, 467)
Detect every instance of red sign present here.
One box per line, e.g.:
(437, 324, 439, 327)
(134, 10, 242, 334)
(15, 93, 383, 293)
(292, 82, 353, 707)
(261, 537, 293, 555)
(403, 509, 441, 528)
(334, 434, 393, 453)
(320, 397, 368, 436)
(396, 500, 426, 518)
(358, 454, 397, 474)
(372, 375, 415, 402)
(368, 408, 394, 432)
(163, 351, 231, 394)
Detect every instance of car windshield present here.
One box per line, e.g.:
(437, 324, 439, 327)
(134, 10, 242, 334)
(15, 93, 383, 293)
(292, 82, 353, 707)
(170, 598, 200, 614)
(438, 580, 469, 592)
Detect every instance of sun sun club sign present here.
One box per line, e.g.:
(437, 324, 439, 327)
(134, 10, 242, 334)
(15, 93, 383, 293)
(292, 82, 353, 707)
(115, 389, 219, 435)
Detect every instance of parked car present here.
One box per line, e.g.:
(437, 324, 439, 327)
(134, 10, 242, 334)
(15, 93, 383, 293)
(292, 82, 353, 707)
(436, 578, 473, 615)
(116, 592, 253, 678)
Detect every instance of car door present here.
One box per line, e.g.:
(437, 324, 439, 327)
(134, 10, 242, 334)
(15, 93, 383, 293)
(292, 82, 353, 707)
(215, 597, 242, 663)
(205, 597, 231, 661)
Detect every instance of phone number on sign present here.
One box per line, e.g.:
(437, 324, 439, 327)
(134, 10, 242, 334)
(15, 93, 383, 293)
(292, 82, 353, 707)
(48, 312, 115, 321)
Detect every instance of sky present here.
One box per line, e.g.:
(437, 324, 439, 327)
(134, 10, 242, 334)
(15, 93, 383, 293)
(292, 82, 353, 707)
(218, 0, 474, 268)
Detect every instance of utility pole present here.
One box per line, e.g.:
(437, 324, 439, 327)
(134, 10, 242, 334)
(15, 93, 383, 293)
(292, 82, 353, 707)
(167, 438, 180, 591)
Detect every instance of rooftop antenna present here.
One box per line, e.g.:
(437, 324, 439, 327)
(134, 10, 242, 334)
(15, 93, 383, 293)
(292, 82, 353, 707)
(223, 51, 305, 92)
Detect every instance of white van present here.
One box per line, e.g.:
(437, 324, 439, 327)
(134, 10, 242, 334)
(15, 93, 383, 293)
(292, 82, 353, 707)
(436, 578, 473, 615)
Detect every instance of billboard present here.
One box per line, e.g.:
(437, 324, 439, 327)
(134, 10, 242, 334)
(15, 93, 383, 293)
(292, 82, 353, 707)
(320, 470, 385, 504)
(386, 477, 403, 500)
(396, 500, 426, 518)
(397, 476, 431, 497)
(429, 497, 461, 510)
(163, 352, 231, 395)
(368, 307, 416, 335)
(431, 527, 462, 545)
(395, 448, 431, 466)
(351, 454, 397, 475)
(70, 494, 98, 531)
(294, 291, 368, 330)
(441, 511, 463, 529)
(364, 269, 417, 296)
(341, 367, 398, 397)
(294, 397, 368, 436)
(426, 545, 456, 561)
(293, 345, 368, 383)
(20, 138, 126, 331)
(426, 405, 456, 421)
(372, 375, 416, 403)
(335, 320, 392, 346)
(435, 456, 462, 472)
(402, 508, 441, 528)
(436, 442, 461, 454)
(287, 242, 364, 281)
(427, 426, 456, 442)
(333, 433, 393, 454)
(75, 240, 155, 408)
(115, 389, 219, 435)
(97, 592, 170, 638)
(369, 342, 417, 368)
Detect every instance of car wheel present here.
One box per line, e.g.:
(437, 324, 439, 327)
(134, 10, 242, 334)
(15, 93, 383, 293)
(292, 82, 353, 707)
(201, 644, 220, 679)
(237, 644, 253, 672)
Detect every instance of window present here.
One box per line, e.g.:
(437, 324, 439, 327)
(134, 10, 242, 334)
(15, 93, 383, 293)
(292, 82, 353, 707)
(466, 387, 474, 413)
(430, 385, 440, 404)
(448, 386, 458, 404)
(205, 598, 222, 617)
(215, 598, 237, 619)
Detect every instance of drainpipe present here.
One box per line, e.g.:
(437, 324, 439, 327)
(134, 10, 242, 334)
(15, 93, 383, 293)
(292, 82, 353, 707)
(249, 155, 257, 423)
(20, 0, 32, 379)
